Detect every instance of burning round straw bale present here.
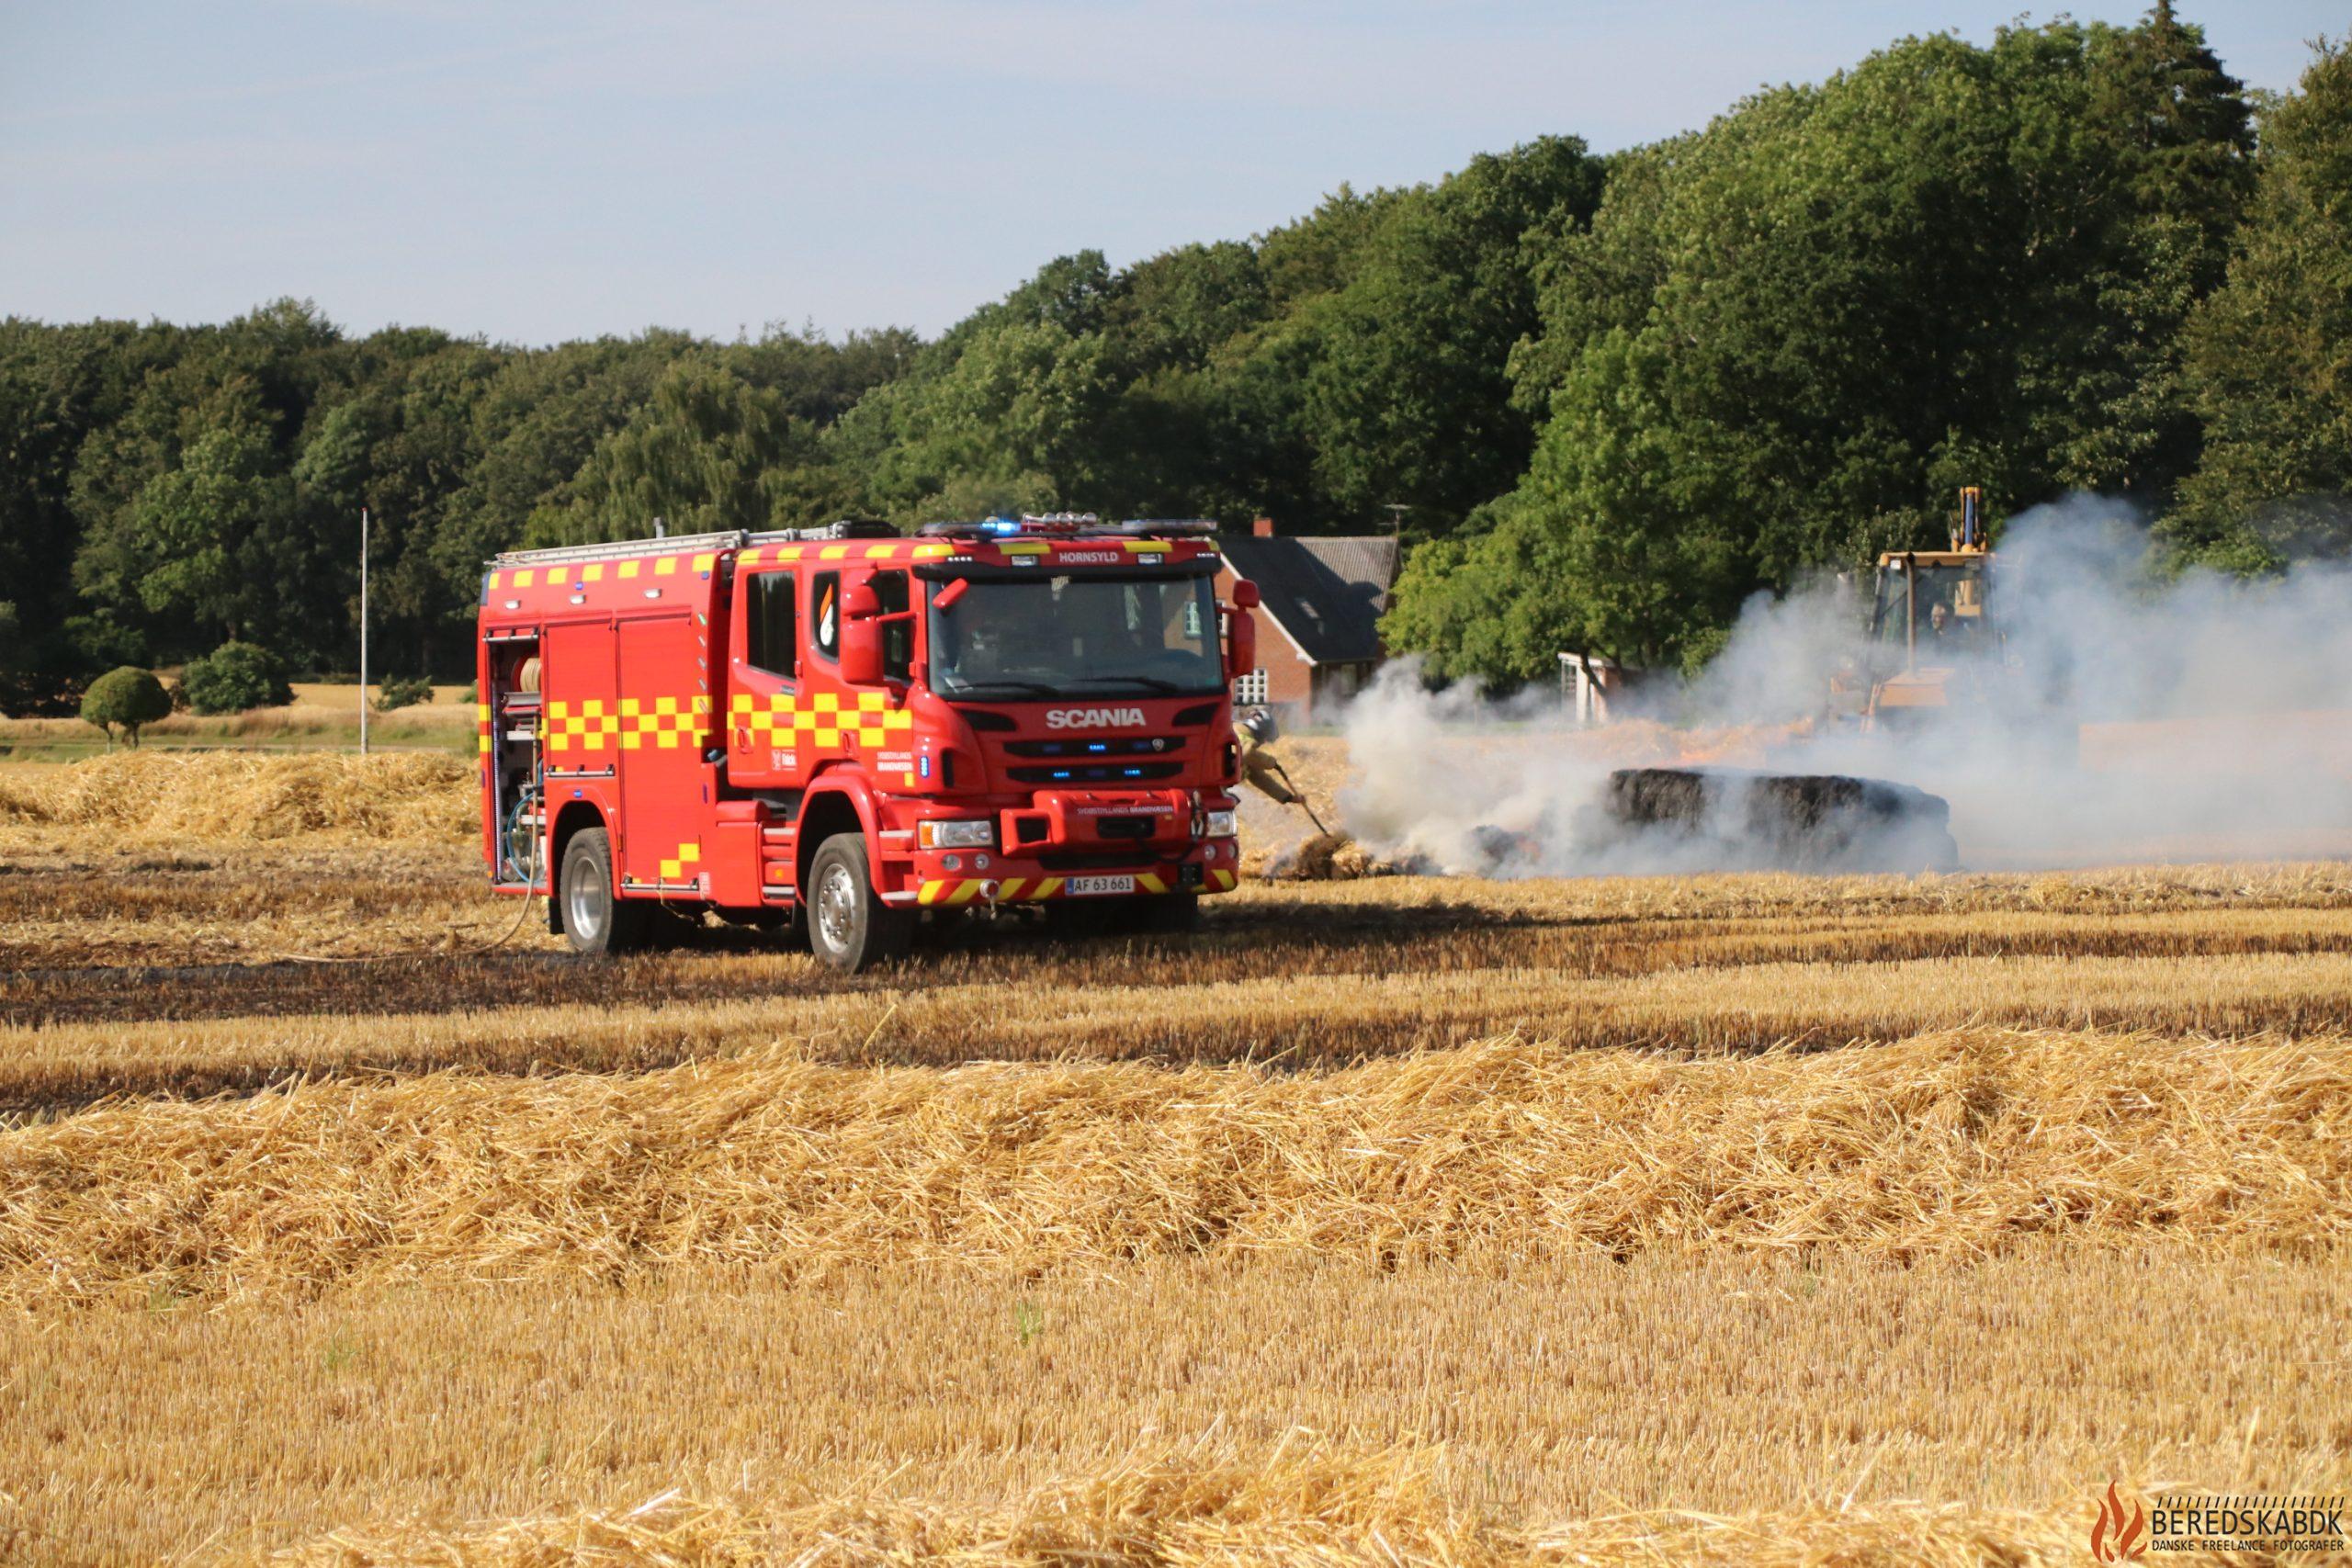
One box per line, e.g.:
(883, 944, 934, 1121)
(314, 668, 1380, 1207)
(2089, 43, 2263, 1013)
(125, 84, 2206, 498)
(1596, 767, 1959, 874)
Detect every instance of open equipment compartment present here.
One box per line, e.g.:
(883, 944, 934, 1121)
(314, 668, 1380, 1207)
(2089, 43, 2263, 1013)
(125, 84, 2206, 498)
(483, 632, 543, 890)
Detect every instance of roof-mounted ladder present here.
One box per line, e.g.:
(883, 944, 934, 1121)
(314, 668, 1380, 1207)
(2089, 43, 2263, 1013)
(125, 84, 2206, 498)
(488, 520, 899, 572)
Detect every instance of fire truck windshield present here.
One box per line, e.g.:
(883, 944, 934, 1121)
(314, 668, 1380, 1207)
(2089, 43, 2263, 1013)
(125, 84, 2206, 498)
(928, 574, 1225, 699)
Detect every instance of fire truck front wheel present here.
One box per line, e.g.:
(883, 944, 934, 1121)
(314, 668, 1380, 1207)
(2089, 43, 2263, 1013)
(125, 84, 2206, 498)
(559, 827, 647, 956)
(806, 832, 913, 972)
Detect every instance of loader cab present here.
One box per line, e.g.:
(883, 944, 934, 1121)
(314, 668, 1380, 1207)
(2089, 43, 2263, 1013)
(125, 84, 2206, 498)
(1864, 552, 1998, 725)
(1861, 489, 2002, 724)
(1870, 483, 1997, 671)
(1870, 553, 1992, 664)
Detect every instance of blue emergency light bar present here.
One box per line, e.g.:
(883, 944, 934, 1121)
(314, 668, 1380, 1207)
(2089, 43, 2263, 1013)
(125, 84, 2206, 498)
(914, 513, 1219, 540)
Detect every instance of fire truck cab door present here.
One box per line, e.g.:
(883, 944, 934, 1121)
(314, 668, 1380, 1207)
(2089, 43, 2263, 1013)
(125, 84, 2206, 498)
(614, 613, 716, 893)
(726, 567, 805, 790)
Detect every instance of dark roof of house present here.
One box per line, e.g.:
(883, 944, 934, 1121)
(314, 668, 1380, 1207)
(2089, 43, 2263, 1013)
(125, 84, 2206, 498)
(1218, 534, 1399, 665)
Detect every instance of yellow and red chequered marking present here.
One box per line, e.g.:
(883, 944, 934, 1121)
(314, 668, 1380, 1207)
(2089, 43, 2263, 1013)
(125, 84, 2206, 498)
(728, 690, 912, 750)
(476, 701, 493, 755)
(545, 695, 715, 754)
(617, 694, 715, 750)
(621, 839, 703, 887)
(543, 697, 619, 754)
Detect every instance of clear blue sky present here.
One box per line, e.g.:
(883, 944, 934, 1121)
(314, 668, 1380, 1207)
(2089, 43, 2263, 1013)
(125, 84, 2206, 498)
(2, 1, 2339, 345)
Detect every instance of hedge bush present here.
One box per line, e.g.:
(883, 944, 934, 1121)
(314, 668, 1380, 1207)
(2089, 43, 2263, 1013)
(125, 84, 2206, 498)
(374, 674, 435, 711)
(181, 641, 294, 716)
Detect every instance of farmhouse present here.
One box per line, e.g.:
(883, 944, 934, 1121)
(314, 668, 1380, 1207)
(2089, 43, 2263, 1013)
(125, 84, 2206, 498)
(1215, 518, 1399, 721)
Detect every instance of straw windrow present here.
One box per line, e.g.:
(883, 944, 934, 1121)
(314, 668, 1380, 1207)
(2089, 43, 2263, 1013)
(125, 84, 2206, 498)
(7, 1028, 2346, 1305)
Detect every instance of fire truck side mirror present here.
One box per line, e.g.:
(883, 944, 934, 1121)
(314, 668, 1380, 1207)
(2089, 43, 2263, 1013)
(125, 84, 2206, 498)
(838, 581, 886, 684)
(1231, 580, 1261, 611)
(1225, 596, 1257, 684)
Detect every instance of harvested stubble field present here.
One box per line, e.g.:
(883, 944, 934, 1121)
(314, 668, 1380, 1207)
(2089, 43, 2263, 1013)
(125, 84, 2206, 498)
(2, 753, 2349, 1564)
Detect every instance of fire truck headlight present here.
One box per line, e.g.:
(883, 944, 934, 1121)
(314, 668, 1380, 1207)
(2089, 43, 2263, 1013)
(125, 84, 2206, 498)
(1202, 808, 1238, 839)
(919, 818, 995, 851)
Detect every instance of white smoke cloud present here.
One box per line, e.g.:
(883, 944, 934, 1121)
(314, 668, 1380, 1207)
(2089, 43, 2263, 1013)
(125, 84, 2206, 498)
(1336, 496, 2352, 874)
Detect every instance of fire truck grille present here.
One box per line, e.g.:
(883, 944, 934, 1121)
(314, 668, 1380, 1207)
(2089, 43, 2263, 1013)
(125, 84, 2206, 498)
(1093, 816, 1156, 840)
(1008, 761, 1185, 784)
(1003, 737, 1182, 758)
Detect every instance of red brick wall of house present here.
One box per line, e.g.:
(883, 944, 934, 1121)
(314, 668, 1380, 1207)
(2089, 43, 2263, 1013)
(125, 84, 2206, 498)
(1212, 562, 1313, 714)
(1262, 626, 1315, 710)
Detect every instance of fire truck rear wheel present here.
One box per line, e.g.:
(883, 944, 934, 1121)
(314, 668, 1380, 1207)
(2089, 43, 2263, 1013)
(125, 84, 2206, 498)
(806, 832, 912, 972)
(559, 827, 646, 956)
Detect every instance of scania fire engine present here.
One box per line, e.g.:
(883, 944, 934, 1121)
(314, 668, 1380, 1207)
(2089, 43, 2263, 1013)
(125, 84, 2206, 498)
(476, 514, 1260, 969)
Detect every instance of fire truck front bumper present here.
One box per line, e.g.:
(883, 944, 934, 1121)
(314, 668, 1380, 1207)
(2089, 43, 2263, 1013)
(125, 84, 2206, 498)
(906, 842, 1242, 908)
(898, 787, 1242, 908)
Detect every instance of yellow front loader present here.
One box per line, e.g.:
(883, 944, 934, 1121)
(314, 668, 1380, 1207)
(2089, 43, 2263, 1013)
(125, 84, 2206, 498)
(1861, 487, 2001, 728)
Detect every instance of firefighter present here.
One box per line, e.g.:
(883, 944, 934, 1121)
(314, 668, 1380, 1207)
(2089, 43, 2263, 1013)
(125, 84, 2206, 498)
(1236, 705, 1329, 834)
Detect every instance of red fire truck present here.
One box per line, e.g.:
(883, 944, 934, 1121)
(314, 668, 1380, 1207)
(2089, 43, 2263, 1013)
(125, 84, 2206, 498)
(476, 515, 1259, 969)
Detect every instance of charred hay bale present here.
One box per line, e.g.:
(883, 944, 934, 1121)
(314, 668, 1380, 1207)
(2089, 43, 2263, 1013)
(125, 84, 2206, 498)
(1605, 768, 1713, 829)
(1603, 767, 1957, 874)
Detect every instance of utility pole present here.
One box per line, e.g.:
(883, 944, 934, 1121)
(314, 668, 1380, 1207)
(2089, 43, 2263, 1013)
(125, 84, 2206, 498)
(358, 507, 369, 756)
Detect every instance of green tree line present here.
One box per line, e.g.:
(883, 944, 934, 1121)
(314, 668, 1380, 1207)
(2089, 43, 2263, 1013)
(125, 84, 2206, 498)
(3, 6, 2346, 705)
